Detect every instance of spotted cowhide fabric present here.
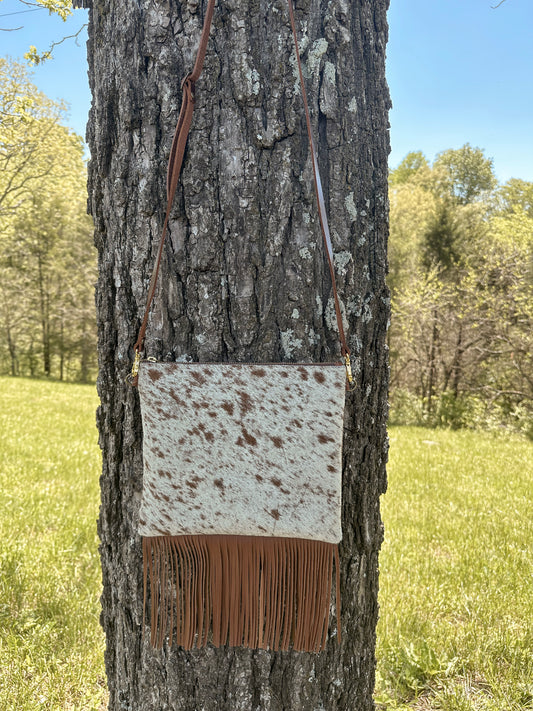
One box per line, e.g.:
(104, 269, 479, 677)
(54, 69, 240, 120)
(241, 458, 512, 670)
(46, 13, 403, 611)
(137, 362, 346, 544)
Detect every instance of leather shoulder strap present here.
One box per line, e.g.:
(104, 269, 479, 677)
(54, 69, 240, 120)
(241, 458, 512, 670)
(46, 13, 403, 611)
(134, 0, 350, 360)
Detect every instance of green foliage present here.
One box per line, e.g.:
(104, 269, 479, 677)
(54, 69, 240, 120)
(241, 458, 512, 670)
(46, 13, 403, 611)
(389, 145, 532, 433)
(497, 178, 533, 218)
(390, 151, 429, 187)
(433, 144, 497, 205)
(24, 45, 53, 67)
(0, 57, 96, 381)
(0, 377, 106, 709)
(0, 57, 65, 217)
(490, 204, 533, 250)
(30, 0, 72, 21)
(376, 426, 533, 710)
(389, 389, 532, 437)
(388, 181, 437, 293)
(422, 199, 463, 274)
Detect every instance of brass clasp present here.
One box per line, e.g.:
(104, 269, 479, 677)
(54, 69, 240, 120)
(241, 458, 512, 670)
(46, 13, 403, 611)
(345, 354, 356, 392)
(131, 349, 142, 378)
(125, 350, 143, 385)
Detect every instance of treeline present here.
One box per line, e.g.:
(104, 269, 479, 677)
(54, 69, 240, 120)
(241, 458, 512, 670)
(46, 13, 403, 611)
(2, 58, 531, 428)
(388, 145, 532, 435)
(0, 57, 96, 382)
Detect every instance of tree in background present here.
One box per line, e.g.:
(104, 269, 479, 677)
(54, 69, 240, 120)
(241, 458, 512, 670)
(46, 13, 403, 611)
(0, 58, 64, 218)
(389, 146, 533, 434)
(497, 178, 533, 217)
(0, 57, 96, 381)
(432, 143, 497, 206)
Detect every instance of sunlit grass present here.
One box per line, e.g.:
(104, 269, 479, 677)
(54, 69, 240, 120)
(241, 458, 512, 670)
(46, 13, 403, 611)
(2, 379, 531, 709)
(376, 426, 533, 710)
(0, 377, 106, 709)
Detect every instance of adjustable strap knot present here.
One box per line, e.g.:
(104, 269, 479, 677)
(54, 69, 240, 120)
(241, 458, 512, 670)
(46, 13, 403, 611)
(181, 73, 196, 100)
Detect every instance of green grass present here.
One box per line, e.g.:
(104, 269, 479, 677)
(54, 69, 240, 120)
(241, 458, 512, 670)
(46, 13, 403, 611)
(0, 377, 106, 710)
(2, 380, 531, 709)
(376, 426, 533, 710)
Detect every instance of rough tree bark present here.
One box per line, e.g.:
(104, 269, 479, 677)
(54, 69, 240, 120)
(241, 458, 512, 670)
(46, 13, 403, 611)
(81, 0, 390, 707)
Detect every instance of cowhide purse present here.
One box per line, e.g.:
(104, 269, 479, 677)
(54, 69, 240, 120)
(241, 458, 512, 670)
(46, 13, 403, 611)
(129, 0, 354, 652)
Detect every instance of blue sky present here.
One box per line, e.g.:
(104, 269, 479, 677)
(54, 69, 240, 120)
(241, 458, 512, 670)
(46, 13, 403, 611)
(1, 1, 90, 136)
(388, 0, 533, 183)
(1, 0, 532, 183)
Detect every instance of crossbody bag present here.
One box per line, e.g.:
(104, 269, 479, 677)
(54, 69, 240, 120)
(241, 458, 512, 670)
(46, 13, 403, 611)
(129, 0, 354, 653)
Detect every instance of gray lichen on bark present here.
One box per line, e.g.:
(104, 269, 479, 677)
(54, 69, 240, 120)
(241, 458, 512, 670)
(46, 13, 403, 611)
(85, 0, 391, 707)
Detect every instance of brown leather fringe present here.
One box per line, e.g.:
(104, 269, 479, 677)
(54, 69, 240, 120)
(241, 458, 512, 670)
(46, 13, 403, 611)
(142, 535, 341, 652)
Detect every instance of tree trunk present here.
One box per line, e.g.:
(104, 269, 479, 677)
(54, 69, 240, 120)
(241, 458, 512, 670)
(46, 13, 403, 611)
(3, 307, 18, 376)
(80, 309, 92, 384)
(83, 0, 390, 707)
(451, 320, 463, 399)
(59, 310, 65, 381)
(426, 309, 438, 415)
(37, 253, 51, 377)
(28, 339, 36, 377)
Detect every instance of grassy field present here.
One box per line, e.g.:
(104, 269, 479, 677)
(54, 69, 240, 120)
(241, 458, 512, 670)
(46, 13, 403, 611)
(0, 378, 105, 710)
(1, 379, 531, 709)
(376, 427, 533, 710)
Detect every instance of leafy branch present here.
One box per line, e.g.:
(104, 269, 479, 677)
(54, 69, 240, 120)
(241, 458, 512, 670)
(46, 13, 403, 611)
(24, 23, 88, 65)
(0, 0, 87, 64)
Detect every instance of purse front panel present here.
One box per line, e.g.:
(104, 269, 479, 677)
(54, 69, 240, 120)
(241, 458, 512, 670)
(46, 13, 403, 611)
(137, 362, 345, 543)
